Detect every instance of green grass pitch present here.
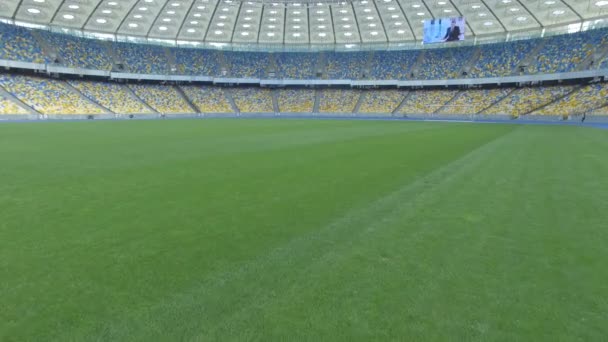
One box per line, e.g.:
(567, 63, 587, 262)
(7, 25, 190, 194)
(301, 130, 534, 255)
(1, 119, 607, 341)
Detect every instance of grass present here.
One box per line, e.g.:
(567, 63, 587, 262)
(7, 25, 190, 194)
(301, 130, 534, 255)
(1, 118, 607, 341)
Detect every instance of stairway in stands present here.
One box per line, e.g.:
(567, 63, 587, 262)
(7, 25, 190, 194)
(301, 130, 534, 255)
(175, 85, 200, 113)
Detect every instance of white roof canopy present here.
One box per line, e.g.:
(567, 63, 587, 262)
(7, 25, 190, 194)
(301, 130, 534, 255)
(1, 0, 607, 45)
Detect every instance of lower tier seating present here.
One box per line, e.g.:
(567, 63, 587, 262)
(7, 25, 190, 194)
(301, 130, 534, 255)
(483, 86, 575, 116)
(358, 90, 406, 114)
(319, 89, 360, 113)
(437, 89, 513, 115)
(181, 85, 234, 113)
(68, 80, 153, 114)
(232, 88, 274, 113)
(0, 74, 104, 114)
(277, 89, 315, 113)
(532, 83, 608, 115)
(128, 84, 191, 113)
(0, 95, 28, 115)
(1, 72, 607, 117)
(398, 90, 459, 114)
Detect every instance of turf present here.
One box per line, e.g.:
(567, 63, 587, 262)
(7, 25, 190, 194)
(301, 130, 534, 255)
(1, 119, 607, 341)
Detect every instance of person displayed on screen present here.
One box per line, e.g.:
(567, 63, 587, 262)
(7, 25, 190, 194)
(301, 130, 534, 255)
(443, 18, 461, 42)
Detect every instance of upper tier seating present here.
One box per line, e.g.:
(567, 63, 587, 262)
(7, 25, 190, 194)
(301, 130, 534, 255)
(225, 52, 269, 78)
(39, 32, 112, 70)
(181, 85, 234, 113)
(319, 89, 360, 113)
(398, 89, 459, 114)
(325, 52, 368, 79)
(532, 83, 608, 115)
(232, 88, 274, 113)
(483, 86, 575, 116)
(0, 94, 28, 114)
(68, 80, 152, 114)
(277, 89, 315, 113)
(416, 48, 475, 80)
(2, 23, 608, 81)
(174, 48, 220, 76)
(528, 29, 607, 74)
(469, 40, 535, 78)
(0, 74, 103, 114)
(128, 84, 191, 113)
(0, 23, 47, 63)
(368, 51, 419, 80)
(114, 42, 169, 74)
(275, 53, 316, 79)
(437, 88, 513, 115)
(358, 89, 406, 113)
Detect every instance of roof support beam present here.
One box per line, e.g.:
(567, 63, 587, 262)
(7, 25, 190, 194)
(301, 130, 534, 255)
(371, 1, 389, 43)
(80, 0, 106, 30)
(475, 0, 507, 33)
(49, 0, 69, 24)
(105, 0, 141, 35)
(515, 0, 544, 28)
(146, 0, 173, 38)
(393, 0, 416, 41)
(176, 0, 197, 38)
(560, 0, 584, 21)
(12, 0, 26, 19)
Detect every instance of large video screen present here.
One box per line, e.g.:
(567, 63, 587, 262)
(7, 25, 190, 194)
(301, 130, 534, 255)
(423, 17, 466, 44)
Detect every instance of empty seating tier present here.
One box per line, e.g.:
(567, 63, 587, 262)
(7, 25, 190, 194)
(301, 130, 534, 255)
(0, 74, 103, 115)
(277, 89, 315, 113)
(68, 80, 152, 114)
(181, 85, 234, 113)
(128, 84, 191, 114)
(358, 90, 406, 114)
(232, 88, 274, 113)
(319, 89, 360, 113)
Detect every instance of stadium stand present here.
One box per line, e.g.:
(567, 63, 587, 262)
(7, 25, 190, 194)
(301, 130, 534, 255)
(532, 83, 608, 115)
(592, 105, 608, 115)
(325, 52, 368, 79)
(416, 48, 475, 80)
(319, 89, 359, 113)
(68, 80, 152, 114)
(277, 89, 315, 113)
(0, 94, 28, 114)
(232, 88, 274, 113)
(0, 23, 47, 63)
(469, 40, 535, 77)
(180, 85, 234, 113)
(128, 84, 191, 113)
(528, 29, 607, 74)
(225, 52, 269, 78)
(39, 32, 112, 70)
(0, 74, 103, 114)
(358, 89, 406, 113)
(368, 51, 419, 80)
(275, 53, 316, 79)
(437, 88, 513, 114)
(114, 42, 169, 74)
(398, 89, 459, 114)
(482, 86, 575, 116)
(2, 22, 608, 82)
(173, 48, 220, 76)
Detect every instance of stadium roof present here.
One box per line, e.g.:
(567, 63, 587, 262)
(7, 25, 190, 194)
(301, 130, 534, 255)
(1, 0, 607, 46)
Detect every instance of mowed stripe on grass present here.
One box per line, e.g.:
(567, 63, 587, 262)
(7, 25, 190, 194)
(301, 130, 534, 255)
(1, 119, 607, 341)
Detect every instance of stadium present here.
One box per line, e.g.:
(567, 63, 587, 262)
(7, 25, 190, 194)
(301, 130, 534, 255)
(1, 0, 608, 339)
